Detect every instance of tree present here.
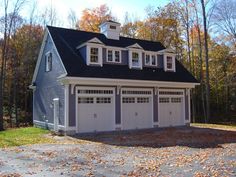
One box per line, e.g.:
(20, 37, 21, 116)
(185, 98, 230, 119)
(212, 0, 236, 45)
(67, 9, 78, 29)
(0, 0, 26, 131)
(200, 0, 211, 122)
(78, 4, 116, 32)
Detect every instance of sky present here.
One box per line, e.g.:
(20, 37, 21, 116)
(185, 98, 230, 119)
(19, 0, 170, 27)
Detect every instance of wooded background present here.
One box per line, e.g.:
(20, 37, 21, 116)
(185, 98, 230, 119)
(0, 0, 235, 130)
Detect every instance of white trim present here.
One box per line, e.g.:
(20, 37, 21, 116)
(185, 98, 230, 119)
(158, 89, 185, 127)
(121, 88, 153, 130)
(31, 29, 48, 83)
(75, 86, 116, 133)
(33, 120, 65, 130)
(48, 29, 68, 75)
(31, 28, 68, 84)
(64, 84, 69, 131)
(126, 43, 143, 50)
(59, 77, 199, 88)
(128, 49, 143, 69)
(164, 54, 176, 72)
(86, 44, 103, 66)
(76, 37, 105, 49)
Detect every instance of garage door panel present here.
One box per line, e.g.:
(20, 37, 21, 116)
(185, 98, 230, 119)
(121, 90, 153, 130)
(158, 90, 185, 127)
(77, 88, 115, 133)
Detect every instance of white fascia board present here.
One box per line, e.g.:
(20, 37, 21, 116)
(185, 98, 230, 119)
(126, 43, 143, 50)
(48, 30, 68, 75)
(31, 27, 68, 85)
(59, 76, 200, 88)
(31, 28, 49, 84)
(76, 37, 105, 49)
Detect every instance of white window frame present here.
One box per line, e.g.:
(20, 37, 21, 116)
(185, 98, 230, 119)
(145, 52, 157, 67)
(163, 53, 176, 72)
(86, 44, 103, 66)
(106, 48, 121, 63)
(45, 51, 52, 72)
(128, 49, 143, 69)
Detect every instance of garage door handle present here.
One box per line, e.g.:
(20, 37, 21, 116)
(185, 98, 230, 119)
(169, 111, 172, 115)
(94, 114, 97, 118)
(135, 112, 138, 116)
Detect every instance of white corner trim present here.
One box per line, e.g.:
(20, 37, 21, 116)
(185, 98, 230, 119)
(64, 84, 69, 131)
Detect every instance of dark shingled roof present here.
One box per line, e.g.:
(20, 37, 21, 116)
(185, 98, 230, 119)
(47, 26, 198, 83)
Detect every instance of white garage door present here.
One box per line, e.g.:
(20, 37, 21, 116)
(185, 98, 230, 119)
(158, 90, 185, 127)
(77, 87, 115, 133)
(121, 89, 153, 130)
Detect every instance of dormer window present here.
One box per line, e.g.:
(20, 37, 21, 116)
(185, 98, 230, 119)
(45, 52, 52, 72)
(145, 53, 157, 66)
(86, 44, 103, 66)
(163, 54, 176, 72)
(90, 47, 99, 63)
(106, 48, 121, 63)
(128, 49, 142, 69)
(132, 52, 139, 66)
(167, 56, 173, 69)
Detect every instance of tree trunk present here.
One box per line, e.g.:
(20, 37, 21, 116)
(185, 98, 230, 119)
(201, 0, 211, 123)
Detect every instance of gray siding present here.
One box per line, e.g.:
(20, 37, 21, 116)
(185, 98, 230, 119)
(69, 84, 76, 127)
(115, 88, 121, 124)
(153, 91, 158, 122)
(33, 35, 66, 126)
(157, 55, 164, 68)
(185, 89, 189, 121)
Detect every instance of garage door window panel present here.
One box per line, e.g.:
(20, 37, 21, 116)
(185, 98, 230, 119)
(122, 97, 135, 103)
(159, 97, 170, 103)
(137, 97, 149, 103)
(78, 89, 113, 94)
(96, 97, 111, 104)
(78, 97, 94, 104)
(171, 97, 182, 103)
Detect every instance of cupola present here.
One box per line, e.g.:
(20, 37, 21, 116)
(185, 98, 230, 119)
(99, 20, 121, 40)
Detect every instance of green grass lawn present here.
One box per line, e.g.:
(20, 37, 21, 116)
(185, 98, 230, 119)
(191, 123, 236, 130)
(0, 127, 55, 148)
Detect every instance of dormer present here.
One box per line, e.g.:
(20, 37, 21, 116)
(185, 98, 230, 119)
(99, 20, 121, 40)
(158, 49, 176, 72)
(127, 43, 143, 69)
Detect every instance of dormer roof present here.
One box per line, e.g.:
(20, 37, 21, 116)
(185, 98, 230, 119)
(46, 26, 198, 83)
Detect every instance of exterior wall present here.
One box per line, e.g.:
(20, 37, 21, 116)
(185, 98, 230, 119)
(185, 89, 190, 121)
(69, 85, 76, 127)
(153, 90, 158, 122)
(157, 55, 164, 68)
(68, 85, 191, 134)
(33, 34, 66, 128)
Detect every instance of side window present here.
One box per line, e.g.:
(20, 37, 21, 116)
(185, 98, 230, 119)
(45, 52, 52, 72)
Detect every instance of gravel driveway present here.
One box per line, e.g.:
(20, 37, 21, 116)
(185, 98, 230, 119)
(0, 127, 235, 177)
